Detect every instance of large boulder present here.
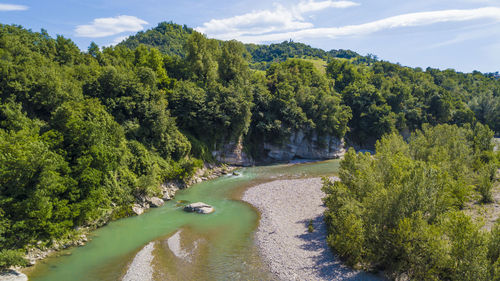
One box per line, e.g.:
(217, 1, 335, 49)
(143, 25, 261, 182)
(183, 202, 214, 214)
(0, 270, 28, 281)
(147, 197, 164, 208)
(132, 204, 144, 215)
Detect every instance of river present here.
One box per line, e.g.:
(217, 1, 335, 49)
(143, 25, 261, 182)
(27, 159, 340, 281)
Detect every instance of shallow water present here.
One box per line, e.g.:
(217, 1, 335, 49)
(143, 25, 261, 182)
(28, 159, 340, 281)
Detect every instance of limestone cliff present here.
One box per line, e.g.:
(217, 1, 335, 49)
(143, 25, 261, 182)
(212, 131, 345, 165)
(262, 131, 345, 161)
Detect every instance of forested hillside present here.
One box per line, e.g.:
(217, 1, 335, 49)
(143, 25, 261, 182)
(119, 22, 372, 70)
(0, 22, 499, 270)
(119, 22, 194, 57)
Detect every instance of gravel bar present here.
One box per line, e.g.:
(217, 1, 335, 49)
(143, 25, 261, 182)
(122, 242, 155, 281)
(243, 178, 384, 281)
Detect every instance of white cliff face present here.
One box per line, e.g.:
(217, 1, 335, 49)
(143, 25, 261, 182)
(212, 131, 345, 165)
(263, 130, 345, 161)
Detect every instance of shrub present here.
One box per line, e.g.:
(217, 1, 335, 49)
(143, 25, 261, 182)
(308, 220, 314, 233)
(0, 250, 27, 271)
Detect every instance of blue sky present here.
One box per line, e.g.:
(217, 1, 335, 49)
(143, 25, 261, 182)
(1, 0, 499, 72)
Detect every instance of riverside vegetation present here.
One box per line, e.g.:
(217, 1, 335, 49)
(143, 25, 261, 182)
(323, 124, 500, 280)
(0, 21, 499, 278)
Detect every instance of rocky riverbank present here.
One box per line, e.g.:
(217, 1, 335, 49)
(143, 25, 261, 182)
(242, 178, 383, 281)
(15, 163, 235, 273)
(131, 163, 235, 215)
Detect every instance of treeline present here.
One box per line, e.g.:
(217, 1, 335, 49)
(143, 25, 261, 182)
(323, 124, 500, 280)
(245, 40, 363, 70)
(327, 60, 500, 144)
(120, 22, 500, 140)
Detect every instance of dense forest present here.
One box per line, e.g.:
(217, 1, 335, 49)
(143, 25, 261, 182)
(121, 22, 500, 140)
(0, 21, 499, 273)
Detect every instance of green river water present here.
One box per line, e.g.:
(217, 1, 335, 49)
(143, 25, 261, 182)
(28, 160, 340, 281)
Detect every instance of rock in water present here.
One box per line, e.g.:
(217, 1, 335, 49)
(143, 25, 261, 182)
(0, 270, 28, 281)
(148, 197, 164, 208)
(183, 202, 214, 214)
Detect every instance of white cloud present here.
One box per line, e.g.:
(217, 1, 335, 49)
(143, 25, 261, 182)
(294, 0, 359, 14)
(428, 23, 500, 49)
(198, 5, 500, 44)
(0, 3, 28, 11)
(75, 15, 148, 38)
(196, 0, 359, 38)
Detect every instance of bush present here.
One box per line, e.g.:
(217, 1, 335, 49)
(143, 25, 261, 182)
(0, 250, 27, 270)
(489, 222, 500, 279)
(308, 220, 314, 233)
(477, 163, 496, 203)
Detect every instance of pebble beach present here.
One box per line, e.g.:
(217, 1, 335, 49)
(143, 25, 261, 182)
(243, 177, 383, 281)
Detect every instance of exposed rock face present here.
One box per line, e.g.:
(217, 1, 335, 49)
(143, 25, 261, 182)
(263, 131, 345, 161)
(147, 197, 164, 208)
(183, 202, 214, 214)
(212, 137, 254, 166)
(0, 270, 28, 281)
(212, 131, 345, 164)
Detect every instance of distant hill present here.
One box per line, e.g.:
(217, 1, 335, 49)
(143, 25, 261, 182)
(245, 41, 367, 69)
(118, 22, 194, 57)
(119, 22, 371, 69)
